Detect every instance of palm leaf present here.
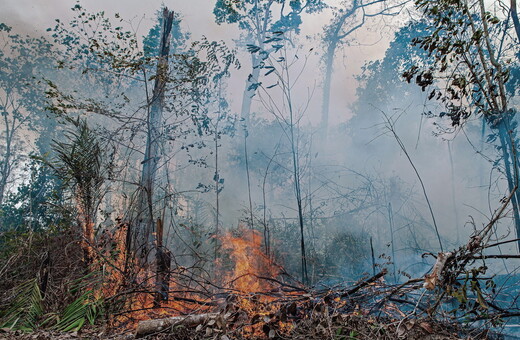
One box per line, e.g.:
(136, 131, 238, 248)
(53, 292, 102, 332)
(53, 271, 104, 332)
(0, 278, 44, 331)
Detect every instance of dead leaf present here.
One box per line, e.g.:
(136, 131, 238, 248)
(397, 326, 406, 338)
(216, 316, 226, 328)
(419, 322, 433, 334)
(205, 327, 213, 336)
(405, 320, 414, 330)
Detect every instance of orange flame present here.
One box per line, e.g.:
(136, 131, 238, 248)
(219, 228, 280, 294)
(96, 224, 289, 332)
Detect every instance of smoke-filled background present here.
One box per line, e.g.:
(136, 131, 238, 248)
(0, 0, 518, 289)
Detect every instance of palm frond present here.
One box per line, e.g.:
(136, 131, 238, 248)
(0, 278, 44, 331)
(53, 292, 99, 332)
(52, 271, 104, 332)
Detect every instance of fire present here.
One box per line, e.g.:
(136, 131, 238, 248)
(90, 222, 294, 337)
(219, 228, 280, 294)
(215, 227, 291, 337)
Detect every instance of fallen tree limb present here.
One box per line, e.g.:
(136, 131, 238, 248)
(472, 254, 520, 259)
(135, 312, 219, 338)
(424, 252, 452, 290)
(341, 268, 387, 298)
(256, 275, 307, 292)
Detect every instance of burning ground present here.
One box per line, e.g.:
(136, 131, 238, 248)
(2, 217, 520, 340)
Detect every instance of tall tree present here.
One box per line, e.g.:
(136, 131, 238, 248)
(213, 0, 324, 123)
(47, 4, 239, 261)
(320, 0, 409, 138)
(131, 8, 175, 265)
(247, 32, 313, 283)
(405, 0, 520, 246)
(0, 24, 55, 205)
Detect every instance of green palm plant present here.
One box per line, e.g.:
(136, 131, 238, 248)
(52, 291, 102, 332)
(1, 272, 105, 332)
(0, 278, 44, 331)
(50, 118, 105, 246)
(53, 271, 104, 332)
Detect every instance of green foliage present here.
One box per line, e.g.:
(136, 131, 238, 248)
(52, 285, 103, 332)
(213, 0, 325, 34)
(0, 160, 67, 232)
(0, 272, 104, 333)
(44, 118, 106, 230)
(213, 0, 243, 25)
(405, 0, 516, 126)
(0, 278, 44, 331)
(0, 24, 54, 118)
(51, 119, 103, 189)
(444, 265, 504, 323)
(49, 3, 143, 74)
(0, 23, 58, 205)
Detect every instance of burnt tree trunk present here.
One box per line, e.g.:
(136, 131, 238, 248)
(130, 8, 175, 266)
(154, 218, 171, 306)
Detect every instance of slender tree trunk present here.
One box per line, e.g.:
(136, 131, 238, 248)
(320, 40, 337, 140)
(262, 149, 278, 258)
(287, 97, 308, 284)
(241, 54, 261, 123)
(214, 86, 221, 259)
(496, 119, 520, 250)
(214, 134, 220, 256)
(131, 8, 175, 266)
(370, 237, 376, 276)
(154, 218, 171, 306)
(307, 157, 315, 282)
(244, 130, 254, 229)
(320, 0, 360, 140)
(240, 0, 272, 122)
(0, 145, 11, 207)
(511, 0, 520, 43)
(387, 202, 397, 283)
(0, 114, 14, 206)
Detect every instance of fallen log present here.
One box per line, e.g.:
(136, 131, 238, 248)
(135, 312, 219, 338)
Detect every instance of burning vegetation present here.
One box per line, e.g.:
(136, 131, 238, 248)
(1, 0, 520, 339)
(2, 209, 520, 340)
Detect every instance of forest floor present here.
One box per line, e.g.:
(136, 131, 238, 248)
(0, 315, 512, 340)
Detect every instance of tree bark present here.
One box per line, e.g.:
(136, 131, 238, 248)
(320, 39, 336, 140)
(0, 113, 14, 206)
(240, 54, 261, 123)
(131, 8, 175, 266)
(511, 0, 520, 44)
(320, 0, 360, 140)
(496, 119, 520, 250)
(135, 313, 219, 338)
(154, 218, 171, 306)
